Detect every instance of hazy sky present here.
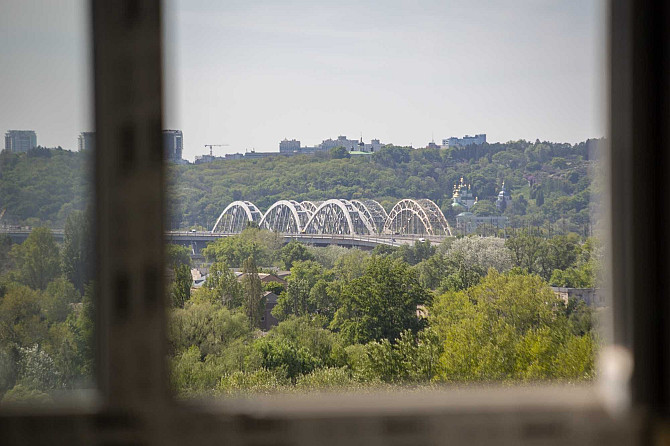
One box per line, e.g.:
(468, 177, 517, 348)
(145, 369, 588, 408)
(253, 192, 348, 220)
(1, 1, 605, 161)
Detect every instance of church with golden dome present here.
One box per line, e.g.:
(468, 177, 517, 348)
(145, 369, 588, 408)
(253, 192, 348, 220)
(451, 177, 478, 212)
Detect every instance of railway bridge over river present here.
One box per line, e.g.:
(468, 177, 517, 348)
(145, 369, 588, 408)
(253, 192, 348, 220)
(1, 198, 451, 253)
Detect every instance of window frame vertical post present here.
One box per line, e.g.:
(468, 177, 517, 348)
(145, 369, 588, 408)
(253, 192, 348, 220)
(92, 0, 168, 408)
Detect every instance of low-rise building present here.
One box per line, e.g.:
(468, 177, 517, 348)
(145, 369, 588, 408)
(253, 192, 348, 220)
(237, 272, 287, 285)
(455, 212, 508, 234)
(443, 134, 486, 148)
(261, 291, 280, 331)
(551, 287, 604, 307)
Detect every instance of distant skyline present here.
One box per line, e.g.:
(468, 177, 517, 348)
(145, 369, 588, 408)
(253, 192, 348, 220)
(2, 1, 605, 161)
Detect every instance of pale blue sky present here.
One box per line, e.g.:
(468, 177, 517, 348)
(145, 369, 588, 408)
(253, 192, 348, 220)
(1, 1, 605, 161)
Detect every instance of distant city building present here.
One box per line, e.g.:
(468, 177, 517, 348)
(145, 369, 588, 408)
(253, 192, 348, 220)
(364, 138, 382, 153)
(443, 134, 486, 147)
(244, 150, 280, 159)
(5, 130, 37, 153)
(496, 181, 512, 211)
(162, 129, 183, 161)
(78, 131, 95, 152)
(316, 136, 382, 153)
(427, 141, 440, 149)
(279, 138, 301, 153)
(194, 151, 257, 164)
(319, 135, 359, 151)
(455, 212, 509, 235)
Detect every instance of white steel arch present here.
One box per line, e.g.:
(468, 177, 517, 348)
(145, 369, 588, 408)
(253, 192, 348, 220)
(383, 199, 452, 236)
(259, 200, 310, 234)
(416, 199, 452, 236)
(350, 199, 388, 234)
(303, 199, 374, 235)
(211, 200, 263, 233)
(299, 200, 321, 215)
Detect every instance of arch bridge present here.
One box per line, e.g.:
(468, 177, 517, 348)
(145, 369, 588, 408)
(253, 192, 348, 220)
(212, 198, 452, 237)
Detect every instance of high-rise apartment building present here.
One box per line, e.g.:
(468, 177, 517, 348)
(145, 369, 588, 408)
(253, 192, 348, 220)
(4, 130, 37, 153)
(163, 129, 183, 161)
(443, 134, 486, 147)
(279, 138, 301, 153)
(78, 131, 95, 151)
(319, 135, 359, 151)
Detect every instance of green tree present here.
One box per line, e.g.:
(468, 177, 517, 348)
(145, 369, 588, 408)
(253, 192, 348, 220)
(280, 241, 314, 270)
(1, 383, 53, 406)
(332, 249, 370, 282)
(394, 240, 436, 266)
(505, 231, 544, 275)
(329, 146, 350, 159)
(430, 270, 594, 382)
(273, 279, 311, 320)
(69, 284, 95, 383)
(354, 328, 442, 384)
(413, 253, 447, 289)
(0, 284, 48, 350)
(309, 279, 339, 322)
(562, 297, 593, 336)
(166, 244, 191, 268)
(202, 228, 281, 267)
(241, 257, 264, 328)
(439, 236, 512, 291)
(472, 200, 499, 216)
(263, 281, 286, 296)
(0, 234, 13, 275)
(42, 278, 81, 324)
(11, 227, 61, 290)
(61, 211, 93, 294)
(331, 256, 430, 344)
(171, 264, 192, 308)
(272, 260, 328, 321)
(168, 302, 252, 357)
(201, 261, 243, 308)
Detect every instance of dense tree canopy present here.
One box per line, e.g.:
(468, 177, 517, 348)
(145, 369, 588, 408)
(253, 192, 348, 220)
(10, 228, 61, 291)
(431, 270, 595, 381)
(0, 139, 600, 237)
(331, 255, 430, 345)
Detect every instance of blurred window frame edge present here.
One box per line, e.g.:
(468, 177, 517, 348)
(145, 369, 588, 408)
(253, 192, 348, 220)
(0, 0, 663, 444)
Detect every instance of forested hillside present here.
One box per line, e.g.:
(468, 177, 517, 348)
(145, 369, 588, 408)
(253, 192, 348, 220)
(0, 149, 90, 227)
(0, 139, 602, 233)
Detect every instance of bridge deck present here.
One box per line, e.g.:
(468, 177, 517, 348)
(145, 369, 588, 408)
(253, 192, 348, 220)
(1, 229, 446, 250)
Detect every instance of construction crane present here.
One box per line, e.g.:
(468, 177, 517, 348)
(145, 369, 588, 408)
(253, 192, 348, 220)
(204, 144, 229, 156)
